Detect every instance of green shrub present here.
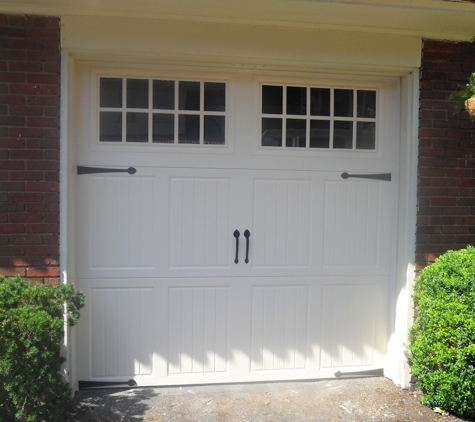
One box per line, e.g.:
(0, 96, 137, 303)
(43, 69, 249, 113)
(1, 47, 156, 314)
(0, 275, 85, 422)
(406, 246, 475, 417)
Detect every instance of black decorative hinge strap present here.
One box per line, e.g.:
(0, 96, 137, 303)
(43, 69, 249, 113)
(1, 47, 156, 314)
(77, 166, 137, 175)
(78, 379, 137, 389)
(341, 172, 391, 182)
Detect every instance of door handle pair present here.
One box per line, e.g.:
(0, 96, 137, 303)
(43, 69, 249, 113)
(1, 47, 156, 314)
(233, 230, 251, 264)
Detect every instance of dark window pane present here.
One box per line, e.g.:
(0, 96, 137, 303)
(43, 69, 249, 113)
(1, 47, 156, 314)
(127, 79, 149, 109)
(153, 80, 175, 110)
(178, 114, 200, 144)
(100, 78, 122, 108)
(204, 82, 225, 112)
(261, 118, 282, 147)
(179, 81, 200, 111)
(333, 121, 353, 149)
(310, 88, 330, 116)
(310, 120, 330, 148)
(334, 89, 353, 117)
(286, 118, 306, 148)
(153, 114, 174, 143)
(204, 115, 225, 145)
(262, 85, 283, 114)
(357, 90, 376, 118)
(286, 86, 306, 115)
(100, 112, 122, 142)
(356, 122, 376, 150)
(126, 112, 148, 143)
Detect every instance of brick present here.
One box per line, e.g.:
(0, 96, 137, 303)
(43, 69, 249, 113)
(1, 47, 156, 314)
(0, 160, 24, 170)
(0, 224, 25, 234)
(0, 116, 25, 126)
(9, 234, 43, 244)
(26, 117, 59, 127)
(431, 198, 457, 206)
(0, 246, 25, 256)
(10, 105, 44, 116)
(26, 160, 58, 170)
(25, 182, 58, 192)
(26, 73, 60, 85)
(44, 235, 58, 245)
(26, 245, 58, 255)
(25, 203, 58, 213)
(27, 95, 60, 106)
(0, 267, 26, 277)
(0, 181, 25, 191)
(11, 256, 43, 267)
(10, 171, 44, 181)
(26, 139, 59, 149)
(0, 138, 25, 149)
(10, 150, 43, 160)
(9, 128, 43, 138)
(44, 278, 59, 286)
(0, 95, 25, 105)
(44, 256, 59, 266)
(0, 203, 25, 212)
(9, 213, 43, 223)
(26, 267, 59, 277)
(9, 84, 44, 95)
(26, 223, 59, 234)
(9, 193, 42, 202)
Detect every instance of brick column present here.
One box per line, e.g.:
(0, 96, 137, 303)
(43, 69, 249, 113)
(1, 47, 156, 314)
(417, 40, 475, 271)
(0, 14, 61, 285)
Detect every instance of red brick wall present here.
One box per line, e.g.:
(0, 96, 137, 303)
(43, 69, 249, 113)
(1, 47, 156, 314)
(417, 40, 475, 271)
(0, 14, 60, 285)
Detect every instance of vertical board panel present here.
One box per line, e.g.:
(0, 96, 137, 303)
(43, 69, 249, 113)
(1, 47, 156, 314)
(168, 287, 229, 375)
(169, 178, 230, 268)
(91, 288, 154, 378)
(250, 286, 308, 372)
(90, 176, 155, 269)
(321, 285, 376, 368)
(323, 181, 380, 267)
(253, 180, 311, 267)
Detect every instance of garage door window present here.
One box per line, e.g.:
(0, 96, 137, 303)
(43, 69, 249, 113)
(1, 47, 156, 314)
(99, 78, 227, 145)
(261, 85, 377, 150)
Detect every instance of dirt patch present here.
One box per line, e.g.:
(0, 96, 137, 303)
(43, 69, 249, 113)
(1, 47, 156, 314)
(65, 377, 471, 421)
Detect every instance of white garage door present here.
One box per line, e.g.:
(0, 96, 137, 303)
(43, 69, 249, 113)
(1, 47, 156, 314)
(74, 67, 398, 387)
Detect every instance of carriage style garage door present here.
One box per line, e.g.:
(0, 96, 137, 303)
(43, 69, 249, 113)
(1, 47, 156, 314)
(74, 65, 399, 387)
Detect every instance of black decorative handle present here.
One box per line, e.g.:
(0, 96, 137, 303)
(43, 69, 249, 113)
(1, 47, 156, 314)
(77, 166, 137, 175)
(233, 230, 240, 264)
(244, 230, 250, 264)
(341, 172, 391, 182)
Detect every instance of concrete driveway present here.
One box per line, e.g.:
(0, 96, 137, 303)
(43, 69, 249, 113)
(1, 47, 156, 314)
(65, 377, 465, 421)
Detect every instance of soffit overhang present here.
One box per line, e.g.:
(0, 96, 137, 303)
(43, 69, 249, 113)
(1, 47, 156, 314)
(0, 0, 474, 41)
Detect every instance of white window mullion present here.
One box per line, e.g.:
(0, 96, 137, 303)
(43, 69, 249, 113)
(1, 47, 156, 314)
(122, 78, 126, 143)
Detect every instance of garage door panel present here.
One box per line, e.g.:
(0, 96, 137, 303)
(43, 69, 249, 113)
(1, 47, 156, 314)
(77, 173, 158, 278)
(250, 285, 309, 372)
(321, 284, 382, 369)
(91, 287, 154, 378)
(169, 177, 231, 269)
(322, 179, 389, 272)
(252, 179, 311, 268)
(168, 286, 229, 375)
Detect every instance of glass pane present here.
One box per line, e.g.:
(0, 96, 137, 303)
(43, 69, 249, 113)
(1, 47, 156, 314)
(179, 81, 200, 111)
(310, 120, 330, 148)
(310, 88, 330, 116)
(333, 121, 353, 149)
(357, 90, 376, 118)
(262, 85, 283, 114)
(178, 114, 200, 144)
(286, 86, 306, 115)
(334, 89, 353, 117)
(153, 80, 175, 110)
(356, 122, 376, 150)
(127, 79, 149, 109)
(126, 112, 148, 143)
(100, 78, 122, 108)
(100, 112, 122, 142)
(204, 82, 225, 112)
(153, 114, 174, 143)
(286, 118, 306, 148)
(204, 115, 225, 145)
(261, 118, 282, 147)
